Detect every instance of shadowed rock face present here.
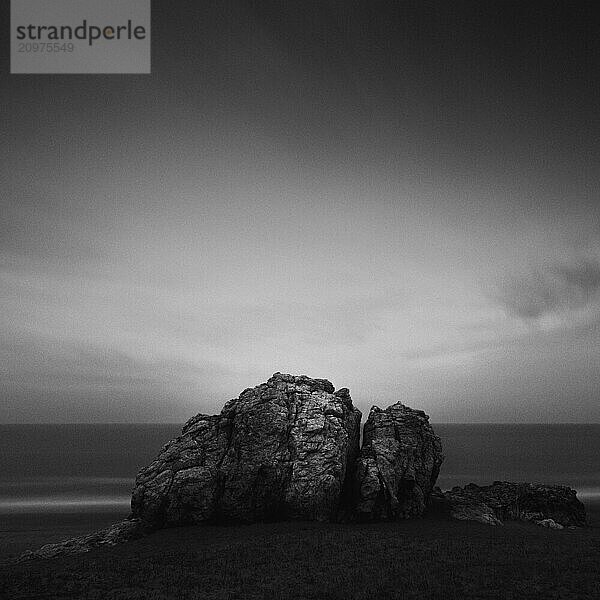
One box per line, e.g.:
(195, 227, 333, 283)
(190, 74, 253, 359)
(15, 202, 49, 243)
(18, 519, 147, 562)
(430, 481, 586, 526)
(354, 402, 444, 519)
(131, 373, 362, 526)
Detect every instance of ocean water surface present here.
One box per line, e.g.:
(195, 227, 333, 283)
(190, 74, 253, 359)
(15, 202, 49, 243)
(1, 424, 599, 513)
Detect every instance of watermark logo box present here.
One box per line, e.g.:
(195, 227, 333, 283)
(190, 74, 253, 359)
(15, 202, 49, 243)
(11, 0, 150, 74)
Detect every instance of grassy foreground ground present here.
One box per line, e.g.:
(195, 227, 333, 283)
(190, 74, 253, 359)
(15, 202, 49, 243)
(1, 506, 599, 600)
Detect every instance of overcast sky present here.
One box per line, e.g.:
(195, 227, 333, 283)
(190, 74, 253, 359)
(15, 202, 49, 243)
(2, 1, 600, 422)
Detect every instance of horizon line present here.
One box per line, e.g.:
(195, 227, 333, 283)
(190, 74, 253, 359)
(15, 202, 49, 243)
(2, 421, 600, 426)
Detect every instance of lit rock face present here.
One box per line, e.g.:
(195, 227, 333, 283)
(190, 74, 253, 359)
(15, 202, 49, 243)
(131, 373, 362, 526)
(431, 481, 586, 527)
(354, 402, 444, 519)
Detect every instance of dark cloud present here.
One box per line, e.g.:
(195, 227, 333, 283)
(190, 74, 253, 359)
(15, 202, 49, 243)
(554, 260, 600, 298)
(495, 258, 600, 321)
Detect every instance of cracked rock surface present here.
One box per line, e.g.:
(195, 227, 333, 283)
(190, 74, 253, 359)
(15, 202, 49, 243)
(131, 373, 362, 526)
(430, 481, 586, 526)
(354, 402, 444, 519)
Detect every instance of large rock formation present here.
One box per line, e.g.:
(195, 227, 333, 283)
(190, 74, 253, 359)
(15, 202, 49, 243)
(354, 402, 444, 519)
(18, 374, 590, 562)
(430, 481, 586, 527)
(131, 373, 361, 526)
(130, 376, 444, 527)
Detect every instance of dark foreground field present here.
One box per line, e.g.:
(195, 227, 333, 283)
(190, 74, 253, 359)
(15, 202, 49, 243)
(1, 506, 600, 600)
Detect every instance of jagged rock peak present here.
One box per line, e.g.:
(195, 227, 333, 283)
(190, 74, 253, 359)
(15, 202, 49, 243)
(367, 401, 431, 421)
(265, 372, 336, 394)
(181, 373, 344, 436)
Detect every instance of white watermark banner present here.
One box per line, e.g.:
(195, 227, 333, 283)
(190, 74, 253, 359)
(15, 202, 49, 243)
(11, 0, 151, 74)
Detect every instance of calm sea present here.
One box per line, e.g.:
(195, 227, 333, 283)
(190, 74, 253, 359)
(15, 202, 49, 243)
(0, 424, 599, 514)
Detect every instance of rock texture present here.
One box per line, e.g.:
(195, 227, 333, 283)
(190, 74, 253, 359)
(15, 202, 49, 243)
(354, 402, 444, 519)
(131, 373, 362, 526)
(18, 519, 146, 561)
(536, 518, 564, 530)
(431, 481, 586, 527)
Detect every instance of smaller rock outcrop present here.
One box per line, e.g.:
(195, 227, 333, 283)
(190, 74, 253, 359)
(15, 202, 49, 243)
(354, 402, 444, 520)
(536, 518, 564, 530)
(18, 519, 146, 561)
(430, 481, 586, 527)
